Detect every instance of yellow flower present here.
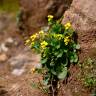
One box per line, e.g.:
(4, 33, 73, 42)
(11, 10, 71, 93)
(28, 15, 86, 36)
(25, 39, 30, 45)
(39, 30, 44, 34)
(29, 42, 35, 48)
(64, 36, 70, 45)
(56, 34, 63, 40)
(31, 42, 35, 46)
(30, 34, 37, 41)
(41, 41, 48, 49)
(64, 22, 71, 30)
(53, 34, 63, 40)
(48, 15, 54, 19)
(48, 15, 54, 22)
(30, 68, 36, 73)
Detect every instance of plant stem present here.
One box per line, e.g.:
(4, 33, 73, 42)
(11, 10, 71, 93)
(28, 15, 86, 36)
(51, 80, 55, 96)
(38, 78, 48, 94)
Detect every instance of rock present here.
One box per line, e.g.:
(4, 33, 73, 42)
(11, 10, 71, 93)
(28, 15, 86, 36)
(8, 52, 40, 76)
(11, 68, 25, 76)
(0, 37, 18, 53)
(5, 37, 15, 48)
(9, 52, 40, 68)
(62, 0, 96, 61)
(0, 53, 7, 62)
(5, 37, 20, 48)
(0, 43, 9, 52)
(34, 63, 42, 69)
(4, 37, 14, 48)
(18, 0, 73, 36)
(9, 54, 33, 69)
(5, 37, 14, 44)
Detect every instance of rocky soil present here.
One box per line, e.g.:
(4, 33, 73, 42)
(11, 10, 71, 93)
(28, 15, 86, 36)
(62, 0, 96, 62)
(0, 12, 46, 96)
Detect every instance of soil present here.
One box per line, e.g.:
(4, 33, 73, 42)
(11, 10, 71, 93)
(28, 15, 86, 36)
(0, 13, 47, 96)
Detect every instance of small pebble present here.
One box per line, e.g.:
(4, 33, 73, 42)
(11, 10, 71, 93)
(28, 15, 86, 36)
(12, 68, 25, 76)
(0, 53, 7, 62)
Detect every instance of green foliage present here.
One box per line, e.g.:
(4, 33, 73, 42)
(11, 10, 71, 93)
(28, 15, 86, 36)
(26, 15, 79, 93)
(84, 76, 96, 87)
(79, 58, 96, 88)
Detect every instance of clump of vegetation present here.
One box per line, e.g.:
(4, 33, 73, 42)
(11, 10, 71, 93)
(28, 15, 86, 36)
(79, 58, 96, 89)
(26, 15, 80, 96)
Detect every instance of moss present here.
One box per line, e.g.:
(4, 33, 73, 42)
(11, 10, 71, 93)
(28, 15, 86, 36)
(78, 58, 96, 89)
(0, 0, 19, 13)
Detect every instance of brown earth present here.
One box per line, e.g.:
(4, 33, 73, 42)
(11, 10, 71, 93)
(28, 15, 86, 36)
(18, 0, 72, 37)
(0, 13, 47, 96)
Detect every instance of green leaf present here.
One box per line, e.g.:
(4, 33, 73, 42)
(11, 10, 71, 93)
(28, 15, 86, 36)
(72, 43, 80, 50)
(51, 69, 57, 75)
(76, 44, 80, 49)
(63, 58, 68, 66)
(43, 78, 49, 85)
(56, 44, 60, 49)
(54, 50, 63, 58)
(54, 51, 59, 56)
(58, 67, 67, 79)
(64, 49, 68, 53)
(43, 74, 50, 85)
(73, 53, 78, 62)
(69, 52, 78, 63)
(51, 23, 62, 33)
(50, 62, 55, 66)
(57, 52, 63, 58)
(41, 58, 47, 64)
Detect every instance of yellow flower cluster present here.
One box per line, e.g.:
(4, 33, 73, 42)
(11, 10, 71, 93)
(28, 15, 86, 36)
(31, 42, 35, 46)
(64, 36, 70, 45)
(41, 41, 48, 49)
(30, 34, 37, 41)
(39, 30, 44, 35)
(25, 39, 30, 45)
(48, 15, 54, 22)
(64, 22, 71, 30)
(25, 33, 38, 46)
(54, 34, 63, 40)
